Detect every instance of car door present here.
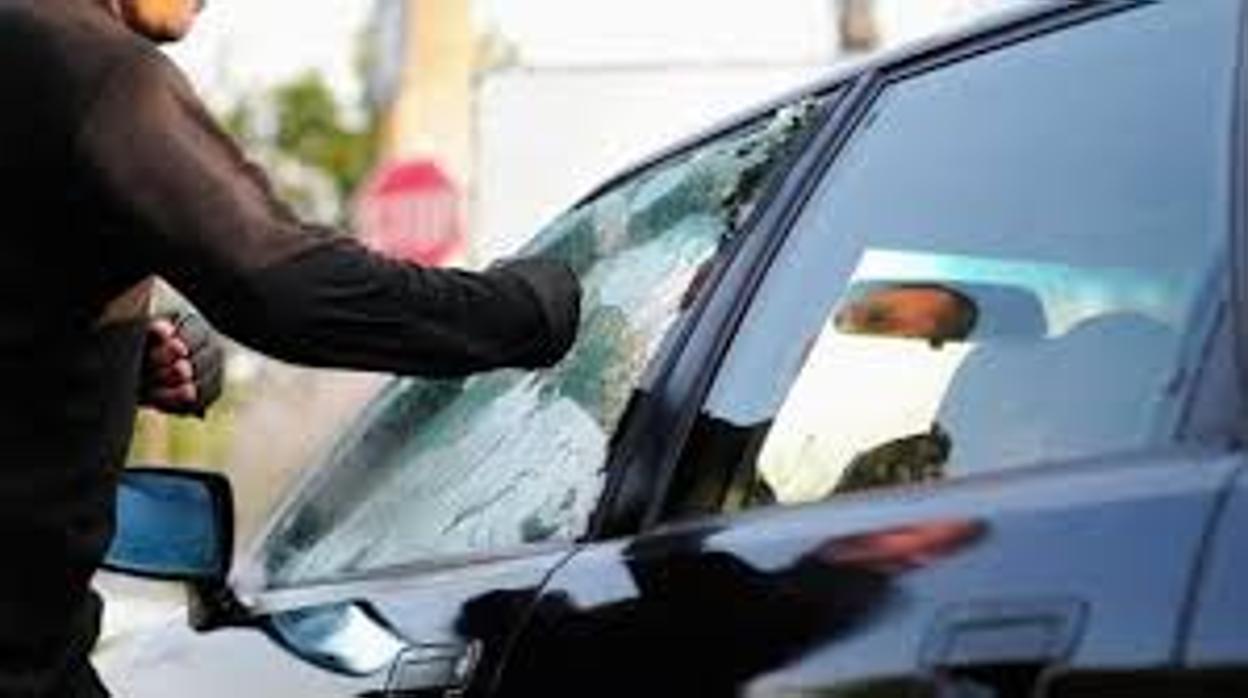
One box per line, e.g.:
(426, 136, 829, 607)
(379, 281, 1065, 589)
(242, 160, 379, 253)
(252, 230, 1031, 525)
(1182, 467, 1248, 693)
(97, 90, 832, 698)
(493, 2, 1248, 696)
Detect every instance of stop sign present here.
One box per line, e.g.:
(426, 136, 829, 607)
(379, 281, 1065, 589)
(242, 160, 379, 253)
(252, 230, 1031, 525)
(355, 160, 465, 267)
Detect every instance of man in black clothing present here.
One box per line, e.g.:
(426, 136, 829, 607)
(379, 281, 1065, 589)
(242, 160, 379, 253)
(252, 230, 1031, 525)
(0, 0, 582, 695)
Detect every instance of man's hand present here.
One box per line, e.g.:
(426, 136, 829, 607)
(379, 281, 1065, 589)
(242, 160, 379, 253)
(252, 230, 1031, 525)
(139, 312, 225, 417)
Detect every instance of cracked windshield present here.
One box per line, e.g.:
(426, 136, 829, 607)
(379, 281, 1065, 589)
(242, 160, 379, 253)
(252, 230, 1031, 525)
(262, 101, 823, 586)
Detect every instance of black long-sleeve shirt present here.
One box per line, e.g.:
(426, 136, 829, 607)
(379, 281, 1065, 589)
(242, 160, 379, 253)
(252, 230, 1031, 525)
(0, 0, 579, 692)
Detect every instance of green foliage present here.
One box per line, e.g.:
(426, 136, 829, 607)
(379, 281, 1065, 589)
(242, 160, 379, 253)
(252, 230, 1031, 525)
(273, 74, 378, 200)
(129, 379, 245, 472)
(224, 71, 378, 214)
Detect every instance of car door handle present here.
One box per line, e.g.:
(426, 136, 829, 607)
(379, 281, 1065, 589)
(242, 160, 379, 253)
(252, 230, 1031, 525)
(360, 641, 483, 698)
(920, 597, 1088, 669)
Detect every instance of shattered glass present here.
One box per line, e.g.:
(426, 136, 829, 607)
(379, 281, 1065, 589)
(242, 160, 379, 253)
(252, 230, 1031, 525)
(262, 97, 826, 587)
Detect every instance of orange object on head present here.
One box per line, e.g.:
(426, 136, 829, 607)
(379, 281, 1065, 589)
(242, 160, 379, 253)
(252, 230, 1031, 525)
(119, 0, 203, 43)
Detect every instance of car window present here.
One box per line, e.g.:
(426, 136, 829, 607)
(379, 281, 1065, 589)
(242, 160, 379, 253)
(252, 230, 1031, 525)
(257, 98, 826, 587)
(698, 0, 1238, 508)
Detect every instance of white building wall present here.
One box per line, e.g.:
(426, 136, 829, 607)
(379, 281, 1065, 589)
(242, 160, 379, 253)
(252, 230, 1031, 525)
(469, 0, 1025, 263)
(868, 0, 1031, 48)
(471, 65, 828, 261)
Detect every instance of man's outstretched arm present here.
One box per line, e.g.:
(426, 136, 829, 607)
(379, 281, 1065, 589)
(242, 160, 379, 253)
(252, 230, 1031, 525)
(77, 48, 580, 377)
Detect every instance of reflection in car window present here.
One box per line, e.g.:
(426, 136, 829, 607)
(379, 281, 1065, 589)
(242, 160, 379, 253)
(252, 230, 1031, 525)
(703, 1, 1238, 506)
(259, 99, 825, 586)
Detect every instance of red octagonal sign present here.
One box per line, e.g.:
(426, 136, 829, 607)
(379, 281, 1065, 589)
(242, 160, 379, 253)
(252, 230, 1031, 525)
(355, 160, 465, 267)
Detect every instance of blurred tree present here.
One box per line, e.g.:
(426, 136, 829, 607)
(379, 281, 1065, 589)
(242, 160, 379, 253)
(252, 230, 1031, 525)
(224, 71, 379, 225)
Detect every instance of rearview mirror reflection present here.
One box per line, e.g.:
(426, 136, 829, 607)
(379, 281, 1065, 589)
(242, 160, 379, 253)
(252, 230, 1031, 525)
(835, 280, 1047, 347)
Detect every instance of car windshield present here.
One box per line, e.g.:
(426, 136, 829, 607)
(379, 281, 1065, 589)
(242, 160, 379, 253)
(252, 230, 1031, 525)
(257, 97, 826, 588)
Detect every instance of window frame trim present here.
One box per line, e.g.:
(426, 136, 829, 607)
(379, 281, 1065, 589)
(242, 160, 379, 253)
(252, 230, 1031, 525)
(1228, 0, 1248, 441)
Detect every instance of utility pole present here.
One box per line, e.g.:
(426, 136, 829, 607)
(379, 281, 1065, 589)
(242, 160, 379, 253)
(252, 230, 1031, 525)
(838, 0, 880, 54)
(375, 0, 474, 184)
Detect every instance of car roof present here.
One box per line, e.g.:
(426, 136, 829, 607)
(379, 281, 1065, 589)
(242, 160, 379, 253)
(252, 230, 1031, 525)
(572, 1, 1101, 207)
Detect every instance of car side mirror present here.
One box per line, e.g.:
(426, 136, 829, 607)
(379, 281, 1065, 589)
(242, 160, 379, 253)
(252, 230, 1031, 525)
(103, 467, 234, 583)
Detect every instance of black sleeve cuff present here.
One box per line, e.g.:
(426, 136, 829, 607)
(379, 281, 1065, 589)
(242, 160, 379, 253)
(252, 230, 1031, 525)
(490, 258, 583, 368)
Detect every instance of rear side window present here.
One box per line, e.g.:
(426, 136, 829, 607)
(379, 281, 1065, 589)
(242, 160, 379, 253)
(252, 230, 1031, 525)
(703, 1, 1239, 507)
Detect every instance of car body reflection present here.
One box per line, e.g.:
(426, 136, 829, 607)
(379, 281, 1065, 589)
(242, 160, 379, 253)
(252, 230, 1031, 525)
(467, 519, 986, 696)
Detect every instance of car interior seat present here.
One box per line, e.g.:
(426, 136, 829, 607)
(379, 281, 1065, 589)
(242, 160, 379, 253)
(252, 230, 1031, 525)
(935, 312, 1179, 478)
(824, 279, 1049, 495)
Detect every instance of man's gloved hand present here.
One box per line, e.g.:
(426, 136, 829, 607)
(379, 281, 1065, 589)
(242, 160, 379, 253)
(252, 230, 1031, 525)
(139, 312, 225, 418)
